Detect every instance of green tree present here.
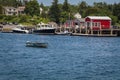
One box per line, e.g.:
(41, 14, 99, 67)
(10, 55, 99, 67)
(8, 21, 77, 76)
(59, 0, 71, 23)
(62, 0, 70, 12)
(78, 1, 88, 17)
(0, 0, 21, 7)
(93, 2, 107, 9)
(24, 0, 40, 16)
(19, 15, 29, 23)
(49, 0, 60, 24)
(40, 2, 44, 8)
(60, 11, 69, 23)
(110, 15, 118, 25)
(113, 3, 120, 20)
(16, 0, 23, 7)
(0, 5, 2, 14)
(84, 7, 99, 16)
(39, 3, 47, 18)
(69, 5, 78, 14)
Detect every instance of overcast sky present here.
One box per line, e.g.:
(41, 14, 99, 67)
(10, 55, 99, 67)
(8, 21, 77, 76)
(37, 0, 120, 6)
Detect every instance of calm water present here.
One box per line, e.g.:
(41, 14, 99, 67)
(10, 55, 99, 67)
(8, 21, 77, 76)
(0, 33, 120, 80)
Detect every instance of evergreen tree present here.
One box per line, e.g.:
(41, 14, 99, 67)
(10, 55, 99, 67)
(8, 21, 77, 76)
(16, 0, 23, 7)
(60, 0, 72, 23)
(49, 0, 60, 24)
(24, 0, 40, 16)
(0, 0, 22, 7)
(93, 2, 107, 9)
(62, 0, 70, 12)
(40, 3, 47, 18)
(0, 5, 2, 14)
(113, 3, 120, 20)
(40, 2, 44, 8)
(78, 1, 88, 17)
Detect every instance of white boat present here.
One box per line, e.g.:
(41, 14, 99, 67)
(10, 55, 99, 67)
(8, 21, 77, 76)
(12, 25, 29, 33)
(33, 23, 56, 34)
(55, 30, 72, 35)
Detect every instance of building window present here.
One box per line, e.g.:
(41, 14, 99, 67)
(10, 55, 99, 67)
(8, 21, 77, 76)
(92, 22, 100, 27)
(98, 22, 100, 27)
(8, 12, 11, 14)
(95, 23, 97, 26)
(9, 9, 11, 11)
(92, 23, 94, 27)
(87, 22, 90, 27)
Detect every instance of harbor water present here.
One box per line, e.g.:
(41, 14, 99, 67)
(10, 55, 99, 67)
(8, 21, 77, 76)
(0, 33, 120, 80)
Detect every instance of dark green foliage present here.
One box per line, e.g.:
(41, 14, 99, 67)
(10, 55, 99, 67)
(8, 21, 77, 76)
(110, 15, 118, 25)
(40, 3, 44, 8)
(24, 0, 40, 16)
(0, 0, 23, 11)
(40, 3, 48, 18)
(0, 0, 21, 7)
(60, 11, 69, 23)
(49, 0, 60, 24)
(84, 7, 99, 16)
(59, 0, 72, 23)
(16, 0, 23, 7)
(78, 1, 88, 17)
(93, 2, 107, 9)
(62, 0, 70, 12)
(113, 3, 120, 20)
(19, 15, 28, 23)
(0, 5, 2, 14)
(69, 5, 78, 13)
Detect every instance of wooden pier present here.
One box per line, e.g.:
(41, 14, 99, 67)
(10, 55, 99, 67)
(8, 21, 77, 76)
(71, 33, 117, 37)
(55, 26, 120, 37)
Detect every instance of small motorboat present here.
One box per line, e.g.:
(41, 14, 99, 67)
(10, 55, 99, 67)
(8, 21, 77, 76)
(12, 25, 29, 34)
(55, 30, 72, 35)
(26, 41, 48, 48)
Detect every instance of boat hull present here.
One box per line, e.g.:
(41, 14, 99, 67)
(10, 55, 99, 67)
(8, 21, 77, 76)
(55, 32, 72, 35)
(33, 29, 55, 35)
(26, 42, 48, 48)
(12, 30, 27, 33)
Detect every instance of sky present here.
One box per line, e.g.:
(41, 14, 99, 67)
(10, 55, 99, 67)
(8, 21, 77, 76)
(37, 0, 120, 6)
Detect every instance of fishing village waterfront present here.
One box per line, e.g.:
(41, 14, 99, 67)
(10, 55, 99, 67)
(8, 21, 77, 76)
(0, 0, 120, 80)
(1, 22, 120, 37)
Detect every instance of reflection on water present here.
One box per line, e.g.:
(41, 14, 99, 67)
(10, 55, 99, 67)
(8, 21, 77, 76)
(0, 33, 120, 80)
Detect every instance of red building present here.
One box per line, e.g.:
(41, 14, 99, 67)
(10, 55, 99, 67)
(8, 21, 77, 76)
(85, 16, 111, 30)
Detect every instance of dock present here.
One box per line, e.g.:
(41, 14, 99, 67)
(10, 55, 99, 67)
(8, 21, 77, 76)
(71, 33, 117, 37)
(55, 26, 120, 37)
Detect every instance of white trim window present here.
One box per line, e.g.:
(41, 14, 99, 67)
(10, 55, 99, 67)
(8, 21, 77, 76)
(92, 22, 100, 27)
(87, 22, 90, 27)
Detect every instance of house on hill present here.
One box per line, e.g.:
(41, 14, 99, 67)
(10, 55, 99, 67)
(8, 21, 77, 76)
(17, 6, 25, 15)
(2, 6, 25, 16)
(74, 13, 82, 19)
(2, 7, 18, 16)
(2, 6, 43, 16)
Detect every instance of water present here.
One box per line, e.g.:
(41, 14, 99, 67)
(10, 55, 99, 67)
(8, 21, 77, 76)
(0, 33, 120, 80)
